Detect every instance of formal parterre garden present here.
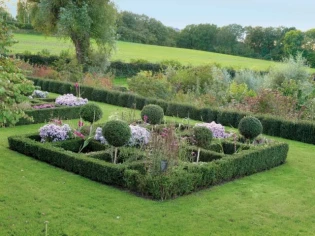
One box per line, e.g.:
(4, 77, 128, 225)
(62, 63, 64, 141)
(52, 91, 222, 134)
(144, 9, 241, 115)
(8, 83, 289, 200)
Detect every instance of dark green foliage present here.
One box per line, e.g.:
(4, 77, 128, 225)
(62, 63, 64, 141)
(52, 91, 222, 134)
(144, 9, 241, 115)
(238, 116, 263, 139)
(79, 104, 103, 123)
(217, 110, 241, 128)
(91, 88, 108, 103)
(106, 91, 121, 105)
(134, 95, 146, 110)
(199, 108, 218, 122)
(110, 60, 166, 78)
(118, 93, 130, 107)
(141, 104, 164, 124)
(27, 77, 315, 144)
(16, 54, 62, 66)
(87, 150, 113, 162)
(80, 86, 94, 100)
(17, 106, 82, 125)
(8, 133, 288, 200)
(8, 135, 126, 186)
(102, 120, 131, 147)
(194, 126, 213, 149)
(166, 102, 200, 120)
(186, 146, 224, 162)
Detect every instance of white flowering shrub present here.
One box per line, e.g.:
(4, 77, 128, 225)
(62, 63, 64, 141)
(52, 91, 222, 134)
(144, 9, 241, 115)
(39, 123, 72, 142)
(94, 125, 150, 147)
(32, 90, 49, 98)
(195, 121, 232, 138)
(55, 94, 88, 106)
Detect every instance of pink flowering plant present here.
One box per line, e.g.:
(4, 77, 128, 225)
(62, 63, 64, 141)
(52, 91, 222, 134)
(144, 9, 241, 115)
(195, 121, 232, 138)
(55, 94, 88, 106)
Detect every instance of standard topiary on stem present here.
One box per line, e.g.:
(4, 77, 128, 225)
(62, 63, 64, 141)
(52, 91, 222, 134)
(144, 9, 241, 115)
(193, 126, 213, 163)
(238, 116, 263, 140)
(102, 120, 131, 164)
(80, 104, 103, 124)
(141, 104, 164, 125)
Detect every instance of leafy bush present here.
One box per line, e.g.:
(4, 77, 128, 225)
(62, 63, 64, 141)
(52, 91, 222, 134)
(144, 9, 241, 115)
(128, 71, 174, 100)
(238, 116, 263, 140)
(79, 104, 103, 123)
(141, 104, 164, 124)
(193, 126, 213, 149)
(102, 120, 131, 147)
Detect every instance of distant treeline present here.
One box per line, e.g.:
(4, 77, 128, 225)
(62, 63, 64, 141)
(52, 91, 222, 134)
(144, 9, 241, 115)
(8, 3, 315, 67)
(117, 11, 315, 67)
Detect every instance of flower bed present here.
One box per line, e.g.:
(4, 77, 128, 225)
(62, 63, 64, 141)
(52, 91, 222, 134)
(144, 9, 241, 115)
(55, 94, 88, 106)
(8, 124, 288, 200)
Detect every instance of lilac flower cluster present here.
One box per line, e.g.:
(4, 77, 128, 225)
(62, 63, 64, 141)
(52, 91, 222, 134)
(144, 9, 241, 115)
(55, 94, 88, 106)
(32, 90, 49, 98)
(94, 127, 108, 145)
(195, 121, 232, 138)
(33, 104, 55, 109)
(94, 125, 150, 147)
(39, 123, 72, 142)
(128, 125, 151, 146)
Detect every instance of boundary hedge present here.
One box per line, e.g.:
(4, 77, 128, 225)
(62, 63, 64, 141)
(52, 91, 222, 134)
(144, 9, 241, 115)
(8, 134, 288, 200)
(27, 77, 315, 144)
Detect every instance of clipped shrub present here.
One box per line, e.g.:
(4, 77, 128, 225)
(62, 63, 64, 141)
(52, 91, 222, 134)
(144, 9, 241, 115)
(238, 116, 263, 140)
(80, 104, 103, 123)
(141, 104, 164, 124)
(194, 126, 213, 149)
(102, 120, 131, 147)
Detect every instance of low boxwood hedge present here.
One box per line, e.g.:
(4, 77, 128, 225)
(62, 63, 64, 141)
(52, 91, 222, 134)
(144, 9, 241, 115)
(8, 133, 288, 200)
(17, 105, 83, 125)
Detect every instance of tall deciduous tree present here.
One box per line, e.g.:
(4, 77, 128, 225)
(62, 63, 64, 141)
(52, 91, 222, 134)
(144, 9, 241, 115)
(283, 30, 305, 56)
(29, 0, 117, 70)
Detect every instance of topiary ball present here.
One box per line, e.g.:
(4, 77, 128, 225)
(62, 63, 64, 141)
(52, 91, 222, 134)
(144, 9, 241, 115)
(141, 104, 164, 125)
(80, 104, 103, 123)
(238, 116, 263, 140)
(102, 120, 131, 147)
(194, 126, 213, 149)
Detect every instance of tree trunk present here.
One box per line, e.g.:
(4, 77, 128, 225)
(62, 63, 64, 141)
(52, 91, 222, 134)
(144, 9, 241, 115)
(197, 148, 200, 163)
(71, 34, 90, 71)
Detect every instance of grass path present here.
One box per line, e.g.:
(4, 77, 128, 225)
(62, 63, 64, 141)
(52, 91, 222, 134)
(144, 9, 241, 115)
(1, 101, 315, 235)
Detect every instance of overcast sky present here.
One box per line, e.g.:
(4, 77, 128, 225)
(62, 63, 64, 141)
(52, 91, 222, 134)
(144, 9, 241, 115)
(5, 0, 315, 31)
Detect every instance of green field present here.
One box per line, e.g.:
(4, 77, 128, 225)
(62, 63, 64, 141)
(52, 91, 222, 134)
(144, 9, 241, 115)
(1, 98, 315, 235)
(10, 33, 281, 71)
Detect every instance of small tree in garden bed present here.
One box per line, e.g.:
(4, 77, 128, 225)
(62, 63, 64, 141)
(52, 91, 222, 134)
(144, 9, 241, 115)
(79, 104, 103, 124)
(238, 116, 263, 141)
(102, 120, 131, 164)
(141, 104, 164, 125)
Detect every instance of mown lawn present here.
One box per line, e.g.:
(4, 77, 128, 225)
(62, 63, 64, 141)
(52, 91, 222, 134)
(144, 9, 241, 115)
(10, 33, 281, 71)
(1, 100, 315, 235)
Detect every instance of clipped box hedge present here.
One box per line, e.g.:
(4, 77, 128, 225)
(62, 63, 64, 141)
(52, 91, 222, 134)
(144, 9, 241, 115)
(18, 105, 83, 125)
(8, 134, 288, 200)
(27, 77, 315, 144)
